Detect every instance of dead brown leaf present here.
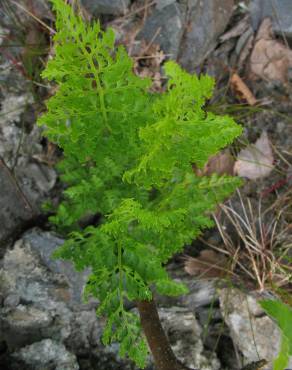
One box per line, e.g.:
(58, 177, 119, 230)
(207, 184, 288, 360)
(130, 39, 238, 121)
(249, 18, 292, 83)
(234, 131, 274, 180)
(195, 150, 235, 177)
(230, 73, 257, 106)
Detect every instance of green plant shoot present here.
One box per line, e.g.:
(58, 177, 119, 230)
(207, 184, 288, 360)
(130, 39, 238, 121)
(260, 300, 292, 370)
(38, 0, 242, 367)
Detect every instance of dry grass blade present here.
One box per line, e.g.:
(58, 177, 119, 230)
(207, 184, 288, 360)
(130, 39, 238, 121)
(211, 190, 292, 293)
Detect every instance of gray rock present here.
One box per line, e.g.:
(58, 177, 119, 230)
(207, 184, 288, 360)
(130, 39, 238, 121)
(0, 153, 57, 234)
(250, 0, 292, 39)
(156, 0, 177, 11)
(0, 234, 78, 349)
(205, 38, 236, 78)
(22, 229, 90, 305)
(0, 92, 57, 204)
(1, 229, 90, 307)
(0, 228, 224, 369)
(0, 159, 34, 248)
(81, 0, 130, 16)
(16, 160, 57, 199)
(12, 339, 79, 370)
(182, 280, 217, 308)
(0, 90, 34, 168)
(178, 0, 234, 72)
(159, 307, 220, 370)
(0, 60, 56, 247)
(219, 288, 292, 369)
(0, 229, 148, 369)
(154, 270, 218, 310)
(138, 2, 185, 60)
(1, 0, 53, 29)
(1, 304, 54, 349)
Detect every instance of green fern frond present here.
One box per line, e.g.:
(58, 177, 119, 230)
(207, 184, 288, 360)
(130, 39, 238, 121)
(39, 0, 243, 367)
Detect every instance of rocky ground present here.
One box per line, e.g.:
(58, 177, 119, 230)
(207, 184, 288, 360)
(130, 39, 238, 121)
(0, 0, 291, 369)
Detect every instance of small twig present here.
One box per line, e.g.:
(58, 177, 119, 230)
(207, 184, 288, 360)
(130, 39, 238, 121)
(0, 156, 34, 214)
(139, 26, 161, 56)
(121, 0, 157, 20)
(10, 0, 55, 34)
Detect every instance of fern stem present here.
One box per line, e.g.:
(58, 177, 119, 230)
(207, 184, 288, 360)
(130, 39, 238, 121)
(80, 45, 112, 134)
(136, 298, 196, 370)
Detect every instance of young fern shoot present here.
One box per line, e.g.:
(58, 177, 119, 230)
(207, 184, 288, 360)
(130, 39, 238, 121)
(38, 0, 242, 368)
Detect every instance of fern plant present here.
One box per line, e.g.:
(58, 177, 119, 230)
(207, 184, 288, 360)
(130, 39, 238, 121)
(38, 1, 242, 369)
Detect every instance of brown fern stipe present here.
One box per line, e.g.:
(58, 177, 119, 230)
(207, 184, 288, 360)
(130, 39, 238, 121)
(136, 299, 196, 370)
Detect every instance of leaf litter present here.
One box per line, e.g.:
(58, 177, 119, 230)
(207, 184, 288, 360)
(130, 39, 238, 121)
(234, 131, 274, 180)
